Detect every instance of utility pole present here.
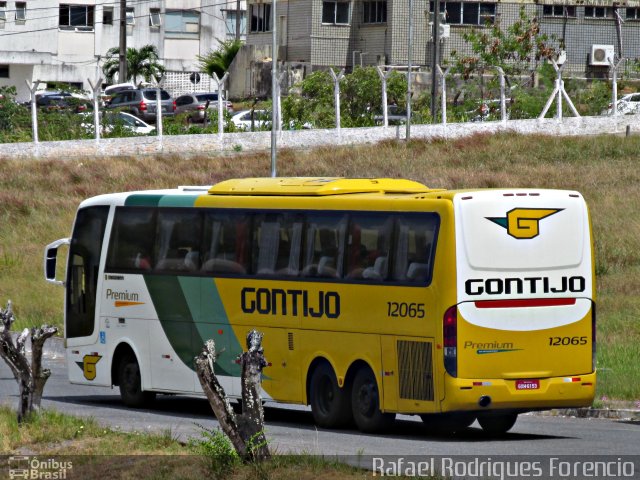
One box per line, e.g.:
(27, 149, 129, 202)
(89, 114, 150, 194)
(430, 0, 441, 122)
(235, 0, 241, 41)
(406, 0, 413, 140)
(270, 0, 278, 177)
(119, 0, 127, 82)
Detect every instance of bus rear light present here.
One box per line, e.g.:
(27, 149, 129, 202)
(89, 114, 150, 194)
(443, 305, 457, 377)
(564, 377, 581, 383)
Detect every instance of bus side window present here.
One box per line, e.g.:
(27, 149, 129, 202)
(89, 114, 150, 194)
(154, 210, 202, 273)
(106, 207, 156, 272)
(201, 212, 249, 275)
(302, 214, 347, 279)
(347, 215, 392, 281)
(392, 215, 438, 284)
(254, 218, 280, 275)
(275, 215, 304, 277)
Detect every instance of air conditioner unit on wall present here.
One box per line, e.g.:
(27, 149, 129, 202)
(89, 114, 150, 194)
(428, 23, 450, 40)
(590, 44, 614, 66)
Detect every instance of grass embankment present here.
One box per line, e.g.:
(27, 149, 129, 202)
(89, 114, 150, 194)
(0, 406, 396, 479)
(0, 133, 638, 401)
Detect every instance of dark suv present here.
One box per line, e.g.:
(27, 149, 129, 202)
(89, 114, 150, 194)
(106, 88, 175, 123)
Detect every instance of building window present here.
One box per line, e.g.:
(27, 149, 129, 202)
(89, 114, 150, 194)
(165, 10, 200, 37)
(0, 2, 6, 21)
(15, 2, 26, 21)
(102, 6, 113, 25)
(59, 4, 95, 30)
(149, 8, 161, 27)
(224, 10, 246, 37)
(0, 64, 9, 78)
(125, 7, 135, 25)
(250, 4, 271, 32)
(322, 0, 350, 24)
(542, 5, 576, 17)
(584, 6, 613, 19)
(363, 0, 386, 23)
(430, 1, 495, 26)
(626, 7, 640, 20)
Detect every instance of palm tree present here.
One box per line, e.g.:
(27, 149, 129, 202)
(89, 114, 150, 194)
(197, 39, 243, 79)
(102, 45, 166, 85)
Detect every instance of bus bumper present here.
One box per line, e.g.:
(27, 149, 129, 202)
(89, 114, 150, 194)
(441, 372, 596, 412)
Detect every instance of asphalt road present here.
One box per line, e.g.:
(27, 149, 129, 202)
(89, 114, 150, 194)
(1, 349, 639, 461)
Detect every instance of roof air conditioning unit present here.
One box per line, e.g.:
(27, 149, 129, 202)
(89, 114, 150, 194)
(590, 44, 614, 66)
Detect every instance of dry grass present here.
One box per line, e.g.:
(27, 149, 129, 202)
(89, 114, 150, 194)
(0, 132, 638, 399)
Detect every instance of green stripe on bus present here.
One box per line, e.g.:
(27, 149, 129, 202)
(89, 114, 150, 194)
(144, 275, 236, 376)
(125, 194, 164, 207)
(158, 195, 200, 207)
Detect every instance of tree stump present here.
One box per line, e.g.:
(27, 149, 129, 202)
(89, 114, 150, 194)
(0, 300, 58, 422)
(195, 329, 271, 462)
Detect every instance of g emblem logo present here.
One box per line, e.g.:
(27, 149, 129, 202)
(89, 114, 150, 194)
(78, 354, 102, 380)
(487, 208, 563, 239)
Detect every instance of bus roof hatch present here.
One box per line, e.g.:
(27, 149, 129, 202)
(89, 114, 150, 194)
(208, 177, 430, 196)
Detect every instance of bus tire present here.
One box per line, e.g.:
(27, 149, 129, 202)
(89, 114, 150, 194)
(118, 354, 156, 408)
(477, 412, 518, 436)
(309, 363, 352, 428)
(420, 413, 476, 434)
(351, 367, 395, 433)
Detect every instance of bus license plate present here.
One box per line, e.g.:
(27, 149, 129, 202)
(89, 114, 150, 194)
(516, 379, 540, 390)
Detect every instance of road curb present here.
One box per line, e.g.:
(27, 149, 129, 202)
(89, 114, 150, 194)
(536, 408, 640, 421)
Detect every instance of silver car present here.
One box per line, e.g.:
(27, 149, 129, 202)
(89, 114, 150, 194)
(106, 88, 175, 123)
(174, 92, 234, 123)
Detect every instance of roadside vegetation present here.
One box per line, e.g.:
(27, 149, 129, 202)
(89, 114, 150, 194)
(0, 406, 410, 479)
(0, 133, 638, 403)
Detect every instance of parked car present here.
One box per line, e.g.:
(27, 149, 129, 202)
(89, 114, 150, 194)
(106, 88, 175, 123)
(35, 91, 92, 113)
(102, 82, 137, 107)
(82, 111, 155, 135)
(103, 82, 136, 97)
(174, 92, 234, 123)
(606, 93, 640, 115)
(231, 109, 271, 131)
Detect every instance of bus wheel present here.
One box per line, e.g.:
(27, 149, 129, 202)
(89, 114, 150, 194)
(420, 413, 476, 434)
(118, 354, 156, 407)
(351, 368, 395, 433)
(309, 363, 352, 428)
(477, 413, 518, 436)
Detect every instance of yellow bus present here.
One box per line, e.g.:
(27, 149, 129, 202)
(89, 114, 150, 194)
(44, 177, 596, 435)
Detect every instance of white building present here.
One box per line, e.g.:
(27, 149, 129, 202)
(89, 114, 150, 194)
(0, 0, 246, 101)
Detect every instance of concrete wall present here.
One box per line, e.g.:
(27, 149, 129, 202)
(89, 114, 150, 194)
(0, 115, 637, 159)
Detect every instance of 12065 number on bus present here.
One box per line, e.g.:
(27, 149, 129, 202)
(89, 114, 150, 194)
(387, 302, 425, 318)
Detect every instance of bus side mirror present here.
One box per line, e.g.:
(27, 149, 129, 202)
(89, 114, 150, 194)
(44, 238, 70, 286)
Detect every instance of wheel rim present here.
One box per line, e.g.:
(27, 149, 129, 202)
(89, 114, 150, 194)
(317, 376, 335, 415)
(355, 381, 377, 418)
